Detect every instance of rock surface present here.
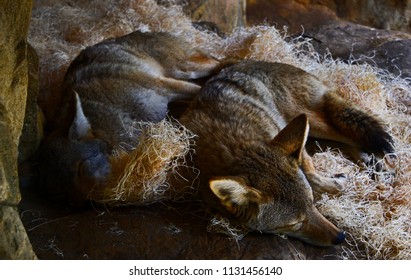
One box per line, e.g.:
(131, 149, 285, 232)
(0, 206, 37, 259)
(19, 189, 342, 260)
(367, 39, 411, 79)
(247, 0, 338, 34)
(0, 0, 37, 259)
(186, 0, 246, 33)
(18, 44, 43, 164)
(303, 21, 411, 79)
(247, 0, 411, 34)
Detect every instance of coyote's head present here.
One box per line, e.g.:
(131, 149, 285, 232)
(208, 114, 345, 246)
(38, 94, 111, 207)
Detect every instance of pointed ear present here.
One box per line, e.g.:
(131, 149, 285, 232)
(182, 53, 220, 79)
(272, 114, 309, 162)
(69, 92, 92, 140)
(209, 176, 262, 214)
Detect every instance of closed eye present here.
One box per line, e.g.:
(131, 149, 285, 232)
(288, 221, 303, 231)
(273, 221, 303, 233)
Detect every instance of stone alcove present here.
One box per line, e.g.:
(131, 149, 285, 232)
(0, 0, 37, 259)
(1, 0, 410, 259)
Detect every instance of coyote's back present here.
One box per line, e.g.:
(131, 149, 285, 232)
(38, 31, 224, 205)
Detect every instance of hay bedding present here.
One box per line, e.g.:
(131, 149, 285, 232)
(30, 0, 411, 259)
(90, 120, 196, 205)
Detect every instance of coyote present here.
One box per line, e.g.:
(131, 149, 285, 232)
(38, 31, 225, 205)
(38, 30, 394, 246)
(179, 60, 395, 246)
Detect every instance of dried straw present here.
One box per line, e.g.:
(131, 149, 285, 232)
(207, 216, 248, 243)
(90, 120, 195, 206)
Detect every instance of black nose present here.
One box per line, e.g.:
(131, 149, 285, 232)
(333, 231, 346, 245)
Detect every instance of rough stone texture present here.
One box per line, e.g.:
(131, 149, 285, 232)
(0, 0, 30, 205)
(0, 206, 37, 259)
(247, 0, 411, 34)
(159, 0, 247, 34)
(247, 0, 338, 34)
(304, 21, 411, 58)
(19, 190, 342, 260)
(186, 0, 246, 33)
(302, 21, 411, 78)
(18, 44, 42, 164)
(331, 0, 411, 31)
(366, 39, 411, 79)
(0, 0, 37, 259)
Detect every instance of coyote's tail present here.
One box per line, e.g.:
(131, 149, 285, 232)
(324, 92, 395, 155)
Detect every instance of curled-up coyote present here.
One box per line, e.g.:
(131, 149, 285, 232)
(38, 29, 395, 246)
(38, 31, 227, 205)
(179, 60, 395, 246)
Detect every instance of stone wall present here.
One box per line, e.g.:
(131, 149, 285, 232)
(247, 0, 411, 34)
(0, 0, 37, 259)
(185, 0, 246, 33)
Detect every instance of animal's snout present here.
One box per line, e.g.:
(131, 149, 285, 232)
(80, 154, 111, 182)
(332, 230, 346, 245)
(70, 153, 111, 208)
(289, 206, 347, 247)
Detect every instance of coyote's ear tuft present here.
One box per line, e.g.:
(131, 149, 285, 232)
(209, 177, 262, 214)
(69, 92, 92, 140)
(272, 114, 309, 162)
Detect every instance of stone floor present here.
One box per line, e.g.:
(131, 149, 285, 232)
(19, 186, 343, 260)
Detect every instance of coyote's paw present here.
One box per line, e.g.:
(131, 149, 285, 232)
(307, 172, 347, 195)
(326, 174, 346, 194)
(359, 153, 397, 178)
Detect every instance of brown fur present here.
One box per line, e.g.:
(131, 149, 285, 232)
(179, 60, 395, 246)
(38, 31, 229, 206)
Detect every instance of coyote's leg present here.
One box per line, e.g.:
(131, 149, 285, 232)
(307, 91, 395, 171)
(160, 77, 201, 95)
(301, 150, 346, 194)
(170, 56, 239, 81)
(306, 138, 376, 165)
(162, 58, 240, 96)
